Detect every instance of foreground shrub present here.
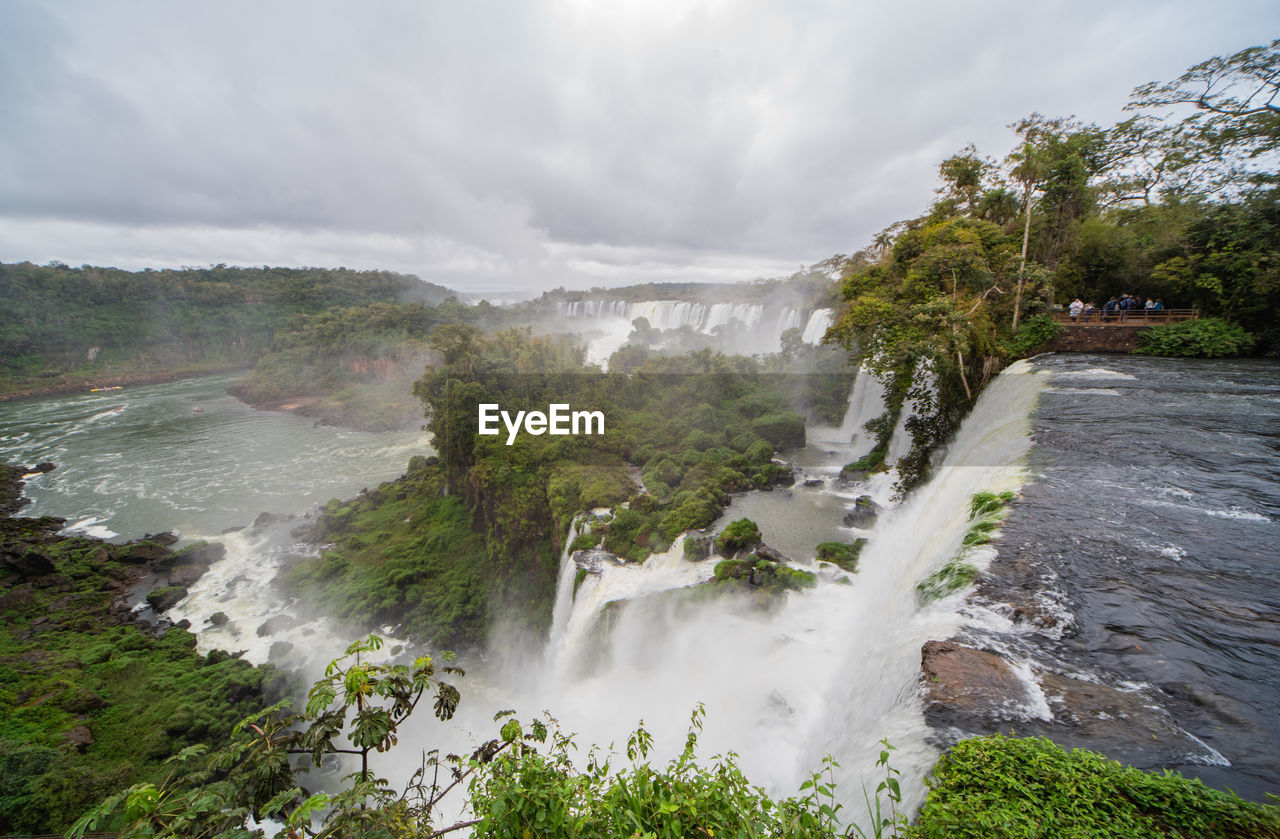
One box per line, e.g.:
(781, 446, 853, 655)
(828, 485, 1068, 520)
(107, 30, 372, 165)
(1135, 317, 1255, 358)
(909, 735, 1280, 838)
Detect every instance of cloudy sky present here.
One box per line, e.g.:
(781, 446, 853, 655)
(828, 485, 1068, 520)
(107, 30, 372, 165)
(1, 2, 1274, 294)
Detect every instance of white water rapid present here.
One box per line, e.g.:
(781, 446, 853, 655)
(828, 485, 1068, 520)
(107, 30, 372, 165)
(417, 360, 1046, 831)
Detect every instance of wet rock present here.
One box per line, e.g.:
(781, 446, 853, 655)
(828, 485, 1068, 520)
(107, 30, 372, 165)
(145, 585, 188, 613)
(208, 611, 230, 626)
(572, 548, 624, 575)
(256, 614, 301, 637)
(842, 495, 880, 528)
(755, 544, 791, 565)
(252, 511, 293, 531)
(141, 531, 181, 546)
(0, 583, 36, 613)
(119, 541, 171, 564)
(802, 477, 824, 488)
(65, 724, 93, 752)
(166, 563, 208, 587)
(920, 640, 1035, 727)
(152, 541, 225, 572)
(1036, 673, 1213, 768)
(838, 466, 869, 484)
(683, 532, 714, 561)
(31, 462, 56, 473)
(269, 640, 295, 659)
(2, 545, 56, 577)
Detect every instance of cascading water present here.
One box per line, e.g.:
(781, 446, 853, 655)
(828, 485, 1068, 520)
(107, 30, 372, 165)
(557, 300, 834, 365)
(811, 364, 888, 453)
(514, 360, 1045, 829)
(800, 308, 834, 344)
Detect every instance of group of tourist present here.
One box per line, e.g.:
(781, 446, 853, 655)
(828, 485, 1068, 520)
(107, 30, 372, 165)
(1068, 294, 1164, 322)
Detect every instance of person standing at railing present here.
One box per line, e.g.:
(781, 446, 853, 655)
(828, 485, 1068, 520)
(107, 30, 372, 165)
(1145, 297, 1156, 310)
(1153, 299, 1164, 311)
(1069, 297, 1084, 321)
(1102, 297, 1119, 321)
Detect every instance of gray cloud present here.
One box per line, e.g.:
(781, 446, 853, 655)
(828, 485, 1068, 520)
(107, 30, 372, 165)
(1, 0, 1275, 293)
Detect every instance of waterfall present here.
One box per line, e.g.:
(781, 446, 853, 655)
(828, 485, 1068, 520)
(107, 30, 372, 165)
(801, 308, 834, 344)
(546, 515, 585, 656)
(840, 366, 888, 452)
(558, 299, 824, 362)
(520, 361, 1045, 828)
(885, 359, 938, 470)
(547, 534, 716, 680)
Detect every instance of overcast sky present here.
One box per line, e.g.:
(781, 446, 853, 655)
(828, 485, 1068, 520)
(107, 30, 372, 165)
(1, 2, 1274, 294)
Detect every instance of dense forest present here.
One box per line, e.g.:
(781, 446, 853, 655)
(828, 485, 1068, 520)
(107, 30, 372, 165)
(0, 263, 452, 399)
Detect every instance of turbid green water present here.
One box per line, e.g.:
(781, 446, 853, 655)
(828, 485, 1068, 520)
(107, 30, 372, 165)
(0, 373, 430, 540)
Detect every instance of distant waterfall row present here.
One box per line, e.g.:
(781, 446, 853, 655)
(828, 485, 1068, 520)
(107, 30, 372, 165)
(556, 300, 835, 363)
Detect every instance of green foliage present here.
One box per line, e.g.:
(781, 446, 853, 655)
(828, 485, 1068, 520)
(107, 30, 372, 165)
(68, 635, 467, 839)
(969, 490, 1015, 519)
(712, 554, 817, 593)
(916, 490, 1014, 604)
(0, 485, 288, 833)
(816, 539, 866, 572)
(914, 560, 978, 604)
(469, 705, 838, 838)
(1001, 313, 1061, 356)
(715, 518, 762, 556)
(1135, 317, 1256, 357)
(280, 465, 492, 650)
(568, 529, 602, 553)
(908, 735, 1280, 838)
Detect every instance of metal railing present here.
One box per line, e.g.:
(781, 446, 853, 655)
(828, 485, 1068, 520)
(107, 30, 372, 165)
(1052, 308, 1199, 325)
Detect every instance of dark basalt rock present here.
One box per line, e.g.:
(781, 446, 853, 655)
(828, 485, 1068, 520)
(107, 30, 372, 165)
(145, 585, 188, 613)
(921, 640, 1033, 726)
(119, 541, 171, 564)
(209, 611, 230, 626)
(166, 563, 208, 588)
(755, 544, 791, 565)
(838, 466, 869, 484)
(257, 614, 302, 637)
(2, 545, 56, 577)
(252, 511, 294, 531)
(152, 541, 225, 572)
(65, 724, 94, 752)
(572, 548, 624, 575)
(682, 532, 714, 561)
(842, 495, 880, 528)
(920, 639, 1221, 769)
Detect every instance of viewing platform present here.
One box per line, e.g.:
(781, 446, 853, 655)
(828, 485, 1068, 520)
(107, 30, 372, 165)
(1049, 308, 1199, 353)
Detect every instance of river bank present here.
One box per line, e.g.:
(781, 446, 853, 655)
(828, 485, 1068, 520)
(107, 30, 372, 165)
(0, 462, 290, 833)
(0, 360, 252, 404)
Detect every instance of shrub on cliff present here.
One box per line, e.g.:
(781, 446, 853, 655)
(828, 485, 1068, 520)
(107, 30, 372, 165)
(1135, 317, 1255, 358)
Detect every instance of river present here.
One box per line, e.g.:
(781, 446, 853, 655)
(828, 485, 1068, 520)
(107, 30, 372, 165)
(0, 373, 428, 540)
(2, 356, 1276, 821)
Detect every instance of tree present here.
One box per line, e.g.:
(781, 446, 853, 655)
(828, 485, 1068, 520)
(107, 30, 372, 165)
(1127, 39, 1280, 192)
(937, 144, 992, 216)
(69, 636, 472, 838)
